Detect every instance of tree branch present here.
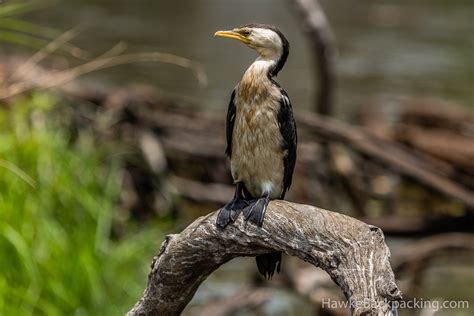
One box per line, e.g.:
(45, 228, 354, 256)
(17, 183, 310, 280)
(288, 0, 335, 115)
(127, 201, 402, 315)
(297, 112, 474, 209)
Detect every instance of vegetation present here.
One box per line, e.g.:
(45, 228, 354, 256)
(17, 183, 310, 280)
(0, 92, 163, 315)
(0, 2, 56, 49)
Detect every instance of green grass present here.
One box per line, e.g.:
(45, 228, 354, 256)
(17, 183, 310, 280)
(0, 92, 163, 315)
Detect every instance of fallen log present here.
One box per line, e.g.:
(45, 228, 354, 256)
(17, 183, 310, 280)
(297, 112, 474, 209)
(126, 201, 401, 316)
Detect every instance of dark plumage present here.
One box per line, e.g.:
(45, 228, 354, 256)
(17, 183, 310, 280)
(225, 90, 236, 157)
(276, 87, 297, 199)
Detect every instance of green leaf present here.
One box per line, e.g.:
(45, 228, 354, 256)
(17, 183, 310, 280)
(0, 18, 57, 37)
(0, 29, 48, 49)
(0, 2, 38, 18)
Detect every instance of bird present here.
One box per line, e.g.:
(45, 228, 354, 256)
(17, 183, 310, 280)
(214, 24, 297, 279)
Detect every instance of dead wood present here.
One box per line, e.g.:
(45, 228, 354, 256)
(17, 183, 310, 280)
(395, 125, 474, 173)
(357, 98, 474, 187)
(392, 233, 474, 298)
(292, 265, 349, 315)
(287, 233, 474, 314)
(398, 98, 474, 132)
(126, 201, 401, 316)
(393, 233, 474, 274)
(296, 112, 474, 209)
(361, 215, 474, 236)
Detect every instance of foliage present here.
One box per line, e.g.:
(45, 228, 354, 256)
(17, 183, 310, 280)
(0, 92, 162, 315)
(0, 1, 88, 60)
(0, 1, 55, 49)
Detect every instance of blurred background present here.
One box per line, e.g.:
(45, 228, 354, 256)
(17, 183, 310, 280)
(0, 0, 473, 315)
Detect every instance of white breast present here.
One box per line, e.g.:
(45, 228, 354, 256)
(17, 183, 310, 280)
(230, 83, 285, 199)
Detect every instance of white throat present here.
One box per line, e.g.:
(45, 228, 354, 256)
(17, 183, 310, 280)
(245, 57, 277, 78)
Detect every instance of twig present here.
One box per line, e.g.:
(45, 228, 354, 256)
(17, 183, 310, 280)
(10, 28, 82, 81)
(1, 52, 207, 100)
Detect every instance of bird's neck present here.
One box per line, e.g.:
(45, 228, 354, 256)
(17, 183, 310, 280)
(238, 57, 277, 103)
(241, 56, 280, 88)
(245, 55, 280, 79)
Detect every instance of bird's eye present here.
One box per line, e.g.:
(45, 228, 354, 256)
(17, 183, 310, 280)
(241, 30, 251, 36)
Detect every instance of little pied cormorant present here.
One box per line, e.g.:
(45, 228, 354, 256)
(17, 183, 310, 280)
(214, 24, 297, 279)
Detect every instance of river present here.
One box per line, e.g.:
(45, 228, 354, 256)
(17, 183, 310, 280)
(27, 0, 473, 117)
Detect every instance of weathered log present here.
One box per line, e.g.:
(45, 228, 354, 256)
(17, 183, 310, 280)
(127, 201, 401, 315)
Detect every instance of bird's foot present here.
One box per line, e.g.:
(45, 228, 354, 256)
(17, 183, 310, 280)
(243, 195, 270, 227)
(216, 197, 249, 228)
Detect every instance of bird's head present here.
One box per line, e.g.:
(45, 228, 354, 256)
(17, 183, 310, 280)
(215, 24, 289, 75)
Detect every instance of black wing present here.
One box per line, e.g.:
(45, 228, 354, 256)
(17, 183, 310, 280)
(225, 89, 236, 158)
(277, 89, 297, 199)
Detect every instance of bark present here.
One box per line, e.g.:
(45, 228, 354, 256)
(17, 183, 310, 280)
(127, 201, 401, 316)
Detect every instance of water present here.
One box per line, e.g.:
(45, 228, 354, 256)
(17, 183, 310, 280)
(25, 0, 473, 116)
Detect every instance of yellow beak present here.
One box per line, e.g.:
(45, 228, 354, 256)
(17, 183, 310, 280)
(214, 30, 250, 44)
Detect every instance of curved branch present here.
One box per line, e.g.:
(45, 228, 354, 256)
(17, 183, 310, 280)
(127, 201, 401, 315)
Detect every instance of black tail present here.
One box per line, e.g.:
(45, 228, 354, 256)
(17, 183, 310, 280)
(256, 252, 282, 279)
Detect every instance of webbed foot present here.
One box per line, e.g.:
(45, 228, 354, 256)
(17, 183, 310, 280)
(216, 198, 248, 228)
(243, 194, 270, 227)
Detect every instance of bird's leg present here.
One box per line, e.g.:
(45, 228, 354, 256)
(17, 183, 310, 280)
(243, 192, 270, 227)
(216, 182, 248, 228)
